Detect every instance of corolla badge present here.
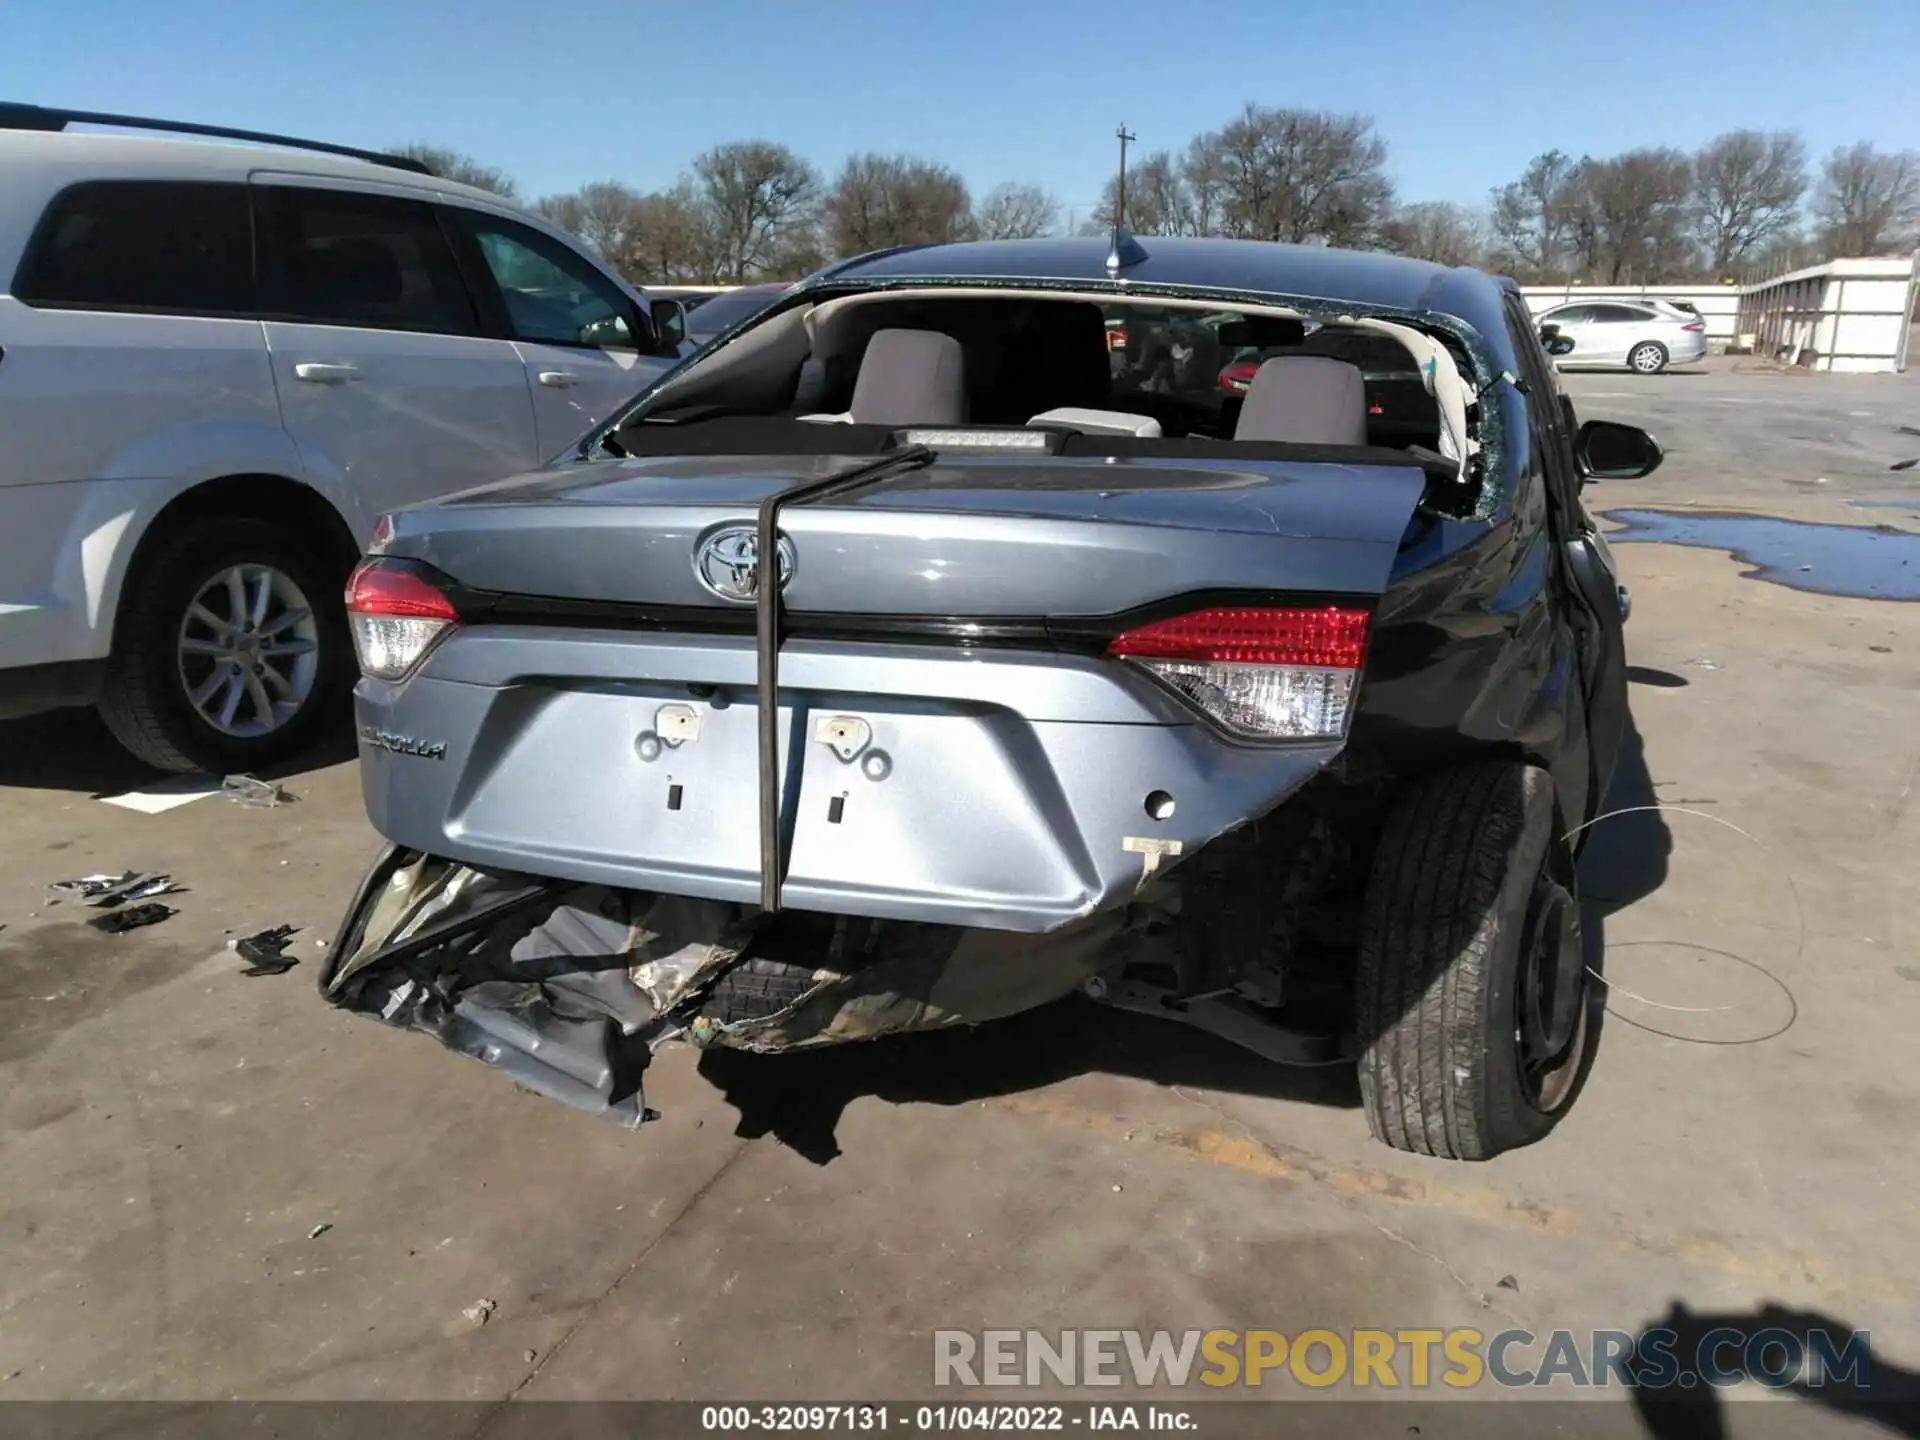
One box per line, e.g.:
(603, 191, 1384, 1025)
(694, 524, 796, 603)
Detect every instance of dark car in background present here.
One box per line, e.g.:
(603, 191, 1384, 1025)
(682, 281, 791, 349)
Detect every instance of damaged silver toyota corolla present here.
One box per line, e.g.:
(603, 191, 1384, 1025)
(320, 235, 1664, 1159)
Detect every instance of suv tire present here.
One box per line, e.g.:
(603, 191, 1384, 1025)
(98, 519, 353, 774)
(1355, 761, 1595, 1160)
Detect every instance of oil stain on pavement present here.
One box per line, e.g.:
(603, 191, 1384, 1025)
(1602, 509, 1920, 601)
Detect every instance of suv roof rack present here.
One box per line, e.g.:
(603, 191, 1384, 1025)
(0, 102, 433, 175)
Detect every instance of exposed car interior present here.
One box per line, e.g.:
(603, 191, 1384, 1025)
(603, 288, 1485, 511)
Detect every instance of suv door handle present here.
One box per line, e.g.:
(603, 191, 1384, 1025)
(293, 362, 362, 384)
(537, 370, 578, 388)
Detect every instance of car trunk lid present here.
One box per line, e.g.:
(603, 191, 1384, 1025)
(382, 449, 1433, 619)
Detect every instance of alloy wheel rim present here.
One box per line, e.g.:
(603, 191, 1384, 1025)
(175, 564, 320, 738)
(1631, 346, 1662, 373)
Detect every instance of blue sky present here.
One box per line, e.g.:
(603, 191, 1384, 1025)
(6, 0, 1915, 220)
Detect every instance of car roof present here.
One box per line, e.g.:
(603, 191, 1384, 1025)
(0, 128, 515, 205)
(807, 235, 1520, 362)
(818, 234, 1489, 313)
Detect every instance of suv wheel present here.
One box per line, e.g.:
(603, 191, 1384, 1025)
(98, 519, 353, 774)
(1355, 761, 1596, 1160)
(1627, 341, 1667, 374)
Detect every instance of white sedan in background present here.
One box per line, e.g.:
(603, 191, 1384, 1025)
(1534, 301, 1708, 374)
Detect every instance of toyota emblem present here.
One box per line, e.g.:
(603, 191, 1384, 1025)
(694, 524, 795, 603)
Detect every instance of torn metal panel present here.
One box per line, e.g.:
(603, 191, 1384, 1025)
(320, 846, 1143, 1126)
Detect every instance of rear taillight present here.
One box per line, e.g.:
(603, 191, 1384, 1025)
(1108, 605, 1370, 740)
(345, 558, 459, 680)
(1683, 320, 1705, 332)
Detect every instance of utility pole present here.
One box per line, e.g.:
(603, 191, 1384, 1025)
(1115, 123, 1136, 229)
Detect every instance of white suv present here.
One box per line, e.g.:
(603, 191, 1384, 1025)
(0, 105, 689, 771)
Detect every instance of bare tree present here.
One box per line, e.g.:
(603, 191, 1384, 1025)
(536, 181, 648, 274)
(1206, 105, 1393, 246)
(973, 182, 1059, 240)
(1569, 148, 1697, 283)
(536, 181, 721, 283)
(394, 143, 518, 198)
(1816, 142, 1920, 257)
(1489, 150, 1579, 281)
(1380, 201, 1487, 267)
(631, 183, 722, 283)
(1091, 149, 1198, 235)
(825, 154, 973, 256)
(692, 140, 820, 282)
(1692, 130, 1807, 274)
(1182, 135, 1229, 237)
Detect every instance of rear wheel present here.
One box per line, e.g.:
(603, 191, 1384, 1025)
(1627, 341, 1668, 375)
(1355, 761, 1595, 1159)
(98, 519, 354, 773)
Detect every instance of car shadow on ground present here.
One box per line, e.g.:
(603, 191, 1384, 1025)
(0, 706, 355, 795)
(701, 709, 1674, 1167)
(1628, 1300, 1920, 1437)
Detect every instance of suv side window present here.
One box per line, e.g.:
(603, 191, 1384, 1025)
(451, 211, 647, 351)
(258, 186, 477, 335)
(14, 180, 255, 315)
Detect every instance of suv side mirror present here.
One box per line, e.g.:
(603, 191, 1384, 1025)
(651, 298, 687, 353)
(1575, 419, 1663, 480)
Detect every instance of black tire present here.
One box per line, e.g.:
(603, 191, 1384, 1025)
(97, 518, 354, 774)
(701, 956, 820, 1023)
(1355, 761, 1594, 1160)
(1627, 341, 1668, 375)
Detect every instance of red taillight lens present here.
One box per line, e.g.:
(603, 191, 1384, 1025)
(1683, 320, 1705, 332)
(345, 560, 459, 680)
(1108, 606, 1371, 740)
(1110, 607, 1370, 667)
(346, 560, 459, 620)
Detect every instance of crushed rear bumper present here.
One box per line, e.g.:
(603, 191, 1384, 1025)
(320, 845, 1141, 1126)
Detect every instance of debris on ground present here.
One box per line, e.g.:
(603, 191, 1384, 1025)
(1892, 458, 1919, 472)
(230, 925, 302, 976)
(49, 872, 136, 901)
(462, 1298, 498, 1327)
(88, 903, 177, 934)
(524, 1349, 538, 1363)
(1685, 657, 1723, 671)
(307, 1223, 332, 1240)
(223, 774, 296, 808)
(53, 872, 181, 908)
(1871, 645, 1893, 653)
(1496, 1274, 1519, 1291)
